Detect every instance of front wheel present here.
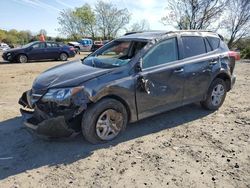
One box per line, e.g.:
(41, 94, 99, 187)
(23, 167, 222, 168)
(59, 53, 68, 61)
(81, 98, 128, 144)
(201, 78, 227, 110)
(18, 54, 28, 63)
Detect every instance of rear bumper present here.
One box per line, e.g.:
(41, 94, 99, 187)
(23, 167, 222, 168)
(231, 75, 236, 89)
(68, 51, 76, 58)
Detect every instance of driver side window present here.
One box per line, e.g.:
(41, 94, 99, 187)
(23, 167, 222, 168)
(143, 38, 178, 69)
(32, 42, 45, 49)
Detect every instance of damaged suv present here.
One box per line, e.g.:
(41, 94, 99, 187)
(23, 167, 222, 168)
(19, 30, 238, 143)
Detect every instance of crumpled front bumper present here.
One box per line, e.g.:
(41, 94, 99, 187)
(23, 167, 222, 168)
(19, 90, 87, 138)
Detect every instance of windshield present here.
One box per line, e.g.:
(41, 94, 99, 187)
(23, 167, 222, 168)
(22, 41, 38, 48)
(83, 40, 147, 68)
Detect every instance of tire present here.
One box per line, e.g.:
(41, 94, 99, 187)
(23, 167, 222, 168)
(75, 47, 80, 54)
(18, 54, 28, 63)
(82, 98, 128, 144)
(59, 52, 68, 61)
(201, 78, 227, 110)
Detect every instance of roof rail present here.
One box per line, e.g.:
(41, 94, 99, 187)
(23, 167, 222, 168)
(124, 30, 167, 36)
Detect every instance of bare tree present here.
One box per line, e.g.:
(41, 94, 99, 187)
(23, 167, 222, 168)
(128, 19, 150, 32)
(161, 0, 227, 30)
(57, 9, 79, 39)
(95, 0, 130, 39)
(222, 0, 250, 48)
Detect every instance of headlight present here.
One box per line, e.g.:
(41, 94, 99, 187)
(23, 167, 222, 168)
(42, 86, 85, 106)
(6, 52, 11, 56)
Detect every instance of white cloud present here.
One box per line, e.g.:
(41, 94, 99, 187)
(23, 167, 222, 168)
(13, 0, 61, 12)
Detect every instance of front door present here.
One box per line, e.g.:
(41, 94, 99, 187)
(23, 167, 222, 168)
(28, 42, 46, 60)
(136, 38, 185, 119)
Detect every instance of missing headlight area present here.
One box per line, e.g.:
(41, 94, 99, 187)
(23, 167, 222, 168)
(19, 87, 89, 138)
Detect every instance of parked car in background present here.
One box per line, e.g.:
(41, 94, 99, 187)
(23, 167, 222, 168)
(2, 41, 75, 63)
(0, 42, 10, 51)
(91, 41, 104, 52)
(19, 30, 239, 143)
(67, 42, 83, 54)
(78, 38, 93, 51)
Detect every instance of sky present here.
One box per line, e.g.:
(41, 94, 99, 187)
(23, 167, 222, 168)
(0, 0, 172, 37)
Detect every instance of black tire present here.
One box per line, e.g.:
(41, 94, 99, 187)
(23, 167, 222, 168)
(201, 78, 227, 110)
(82, 98, 128, 144)
(59, 52, 68, 61)
(75, 47, 80, 54)
(18, 54, 28, 63)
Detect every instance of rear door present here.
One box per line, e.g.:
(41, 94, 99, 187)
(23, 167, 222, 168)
(181, 36, 215, 104)
(136, 37, 185, 119)
(46, 42, 61, 59)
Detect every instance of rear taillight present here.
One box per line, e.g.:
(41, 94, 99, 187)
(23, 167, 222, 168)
(228, 51, 240, 61)
(69, 47, 75, 51)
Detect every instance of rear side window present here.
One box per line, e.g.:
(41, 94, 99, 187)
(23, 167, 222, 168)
(207, 37, 220, 50)
(143, 38, 178, 68)
(204, 38, 212, 52)
(182, 36, 206, 58)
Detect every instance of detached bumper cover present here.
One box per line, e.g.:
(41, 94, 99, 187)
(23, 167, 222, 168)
(21, 109, 75, 137)
(19, 90, 88, 138)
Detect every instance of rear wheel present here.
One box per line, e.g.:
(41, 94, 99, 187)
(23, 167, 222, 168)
(201, 78, 227, 110)
(81, 98, 128, 144)
(59, 52, 68, 61)
(18, 54, 28, 63)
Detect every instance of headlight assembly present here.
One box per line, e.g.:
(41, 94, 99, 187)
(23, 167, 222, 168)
(41, 86, 86, 106)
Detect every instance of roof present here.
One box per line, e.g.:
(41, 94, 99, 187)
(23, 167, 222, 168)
(119, 30, 219, 41)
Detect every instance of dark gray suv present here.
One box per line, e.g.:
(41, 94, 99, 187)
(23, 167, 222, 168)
(19, 30, 238, 143)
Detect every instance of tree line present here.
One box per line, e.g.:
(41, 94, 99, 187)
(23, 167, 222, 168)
(57, 1, 150, 40)
(57, 0, 249, 49)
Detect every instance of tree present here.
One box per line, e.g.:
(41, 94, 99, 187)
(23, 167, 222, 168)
(128, 19, 150, 32)
(95, 0, 130, 39)
(74, 4, 97, 38)
(57, 9, 79, 39)
(39, 29, 47, 36)
(222, 0, 250, 49)
(161, 0, 227, 30)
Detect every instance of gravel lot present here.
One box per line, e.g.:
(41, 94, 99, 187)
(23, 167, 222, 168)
(0, 52, 249, 188)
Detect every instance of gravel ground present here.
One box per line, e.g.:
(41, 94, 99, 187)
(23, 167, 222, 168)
(0, 53, 249, 188)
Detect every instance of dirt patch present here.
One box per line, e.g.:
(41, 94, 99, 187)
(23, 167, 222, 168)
(0, 54, 249, 187)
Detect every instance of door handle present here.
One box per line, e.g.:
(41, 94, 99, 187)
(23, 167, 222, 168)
(174, 68, 184, 73)
(209, 58, 218, 65)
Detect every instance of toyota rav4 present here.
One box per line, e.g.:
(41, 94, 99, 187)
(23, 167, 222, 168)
(19, 30, 239, 143)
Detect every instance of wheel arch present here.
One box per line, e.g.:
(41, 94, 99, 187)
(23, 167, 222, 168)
(93, 95, 132, 123)
(213, 72, 231, 91)
(15, 53, 28, 61)
(60, 51, 69, 57)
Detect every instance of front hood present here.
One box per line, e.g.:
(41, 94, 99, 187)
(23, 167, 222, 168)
(32, 60, 111, 93)
(5, 47, 22, 53)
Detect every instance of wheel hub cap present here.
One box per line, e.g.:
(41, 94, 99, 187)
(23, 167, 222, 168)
(96, 109, 123, 140)
(211, 84, 225, 106)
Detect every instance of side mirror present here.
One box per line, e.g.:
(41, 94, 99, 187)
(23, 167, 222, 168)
(29, 46, 33, 51)
(136, 58, 143, 72)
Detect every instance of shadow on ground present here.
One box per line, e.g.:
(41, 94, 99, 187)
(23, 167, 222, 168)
(0, 103, 212, 180)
